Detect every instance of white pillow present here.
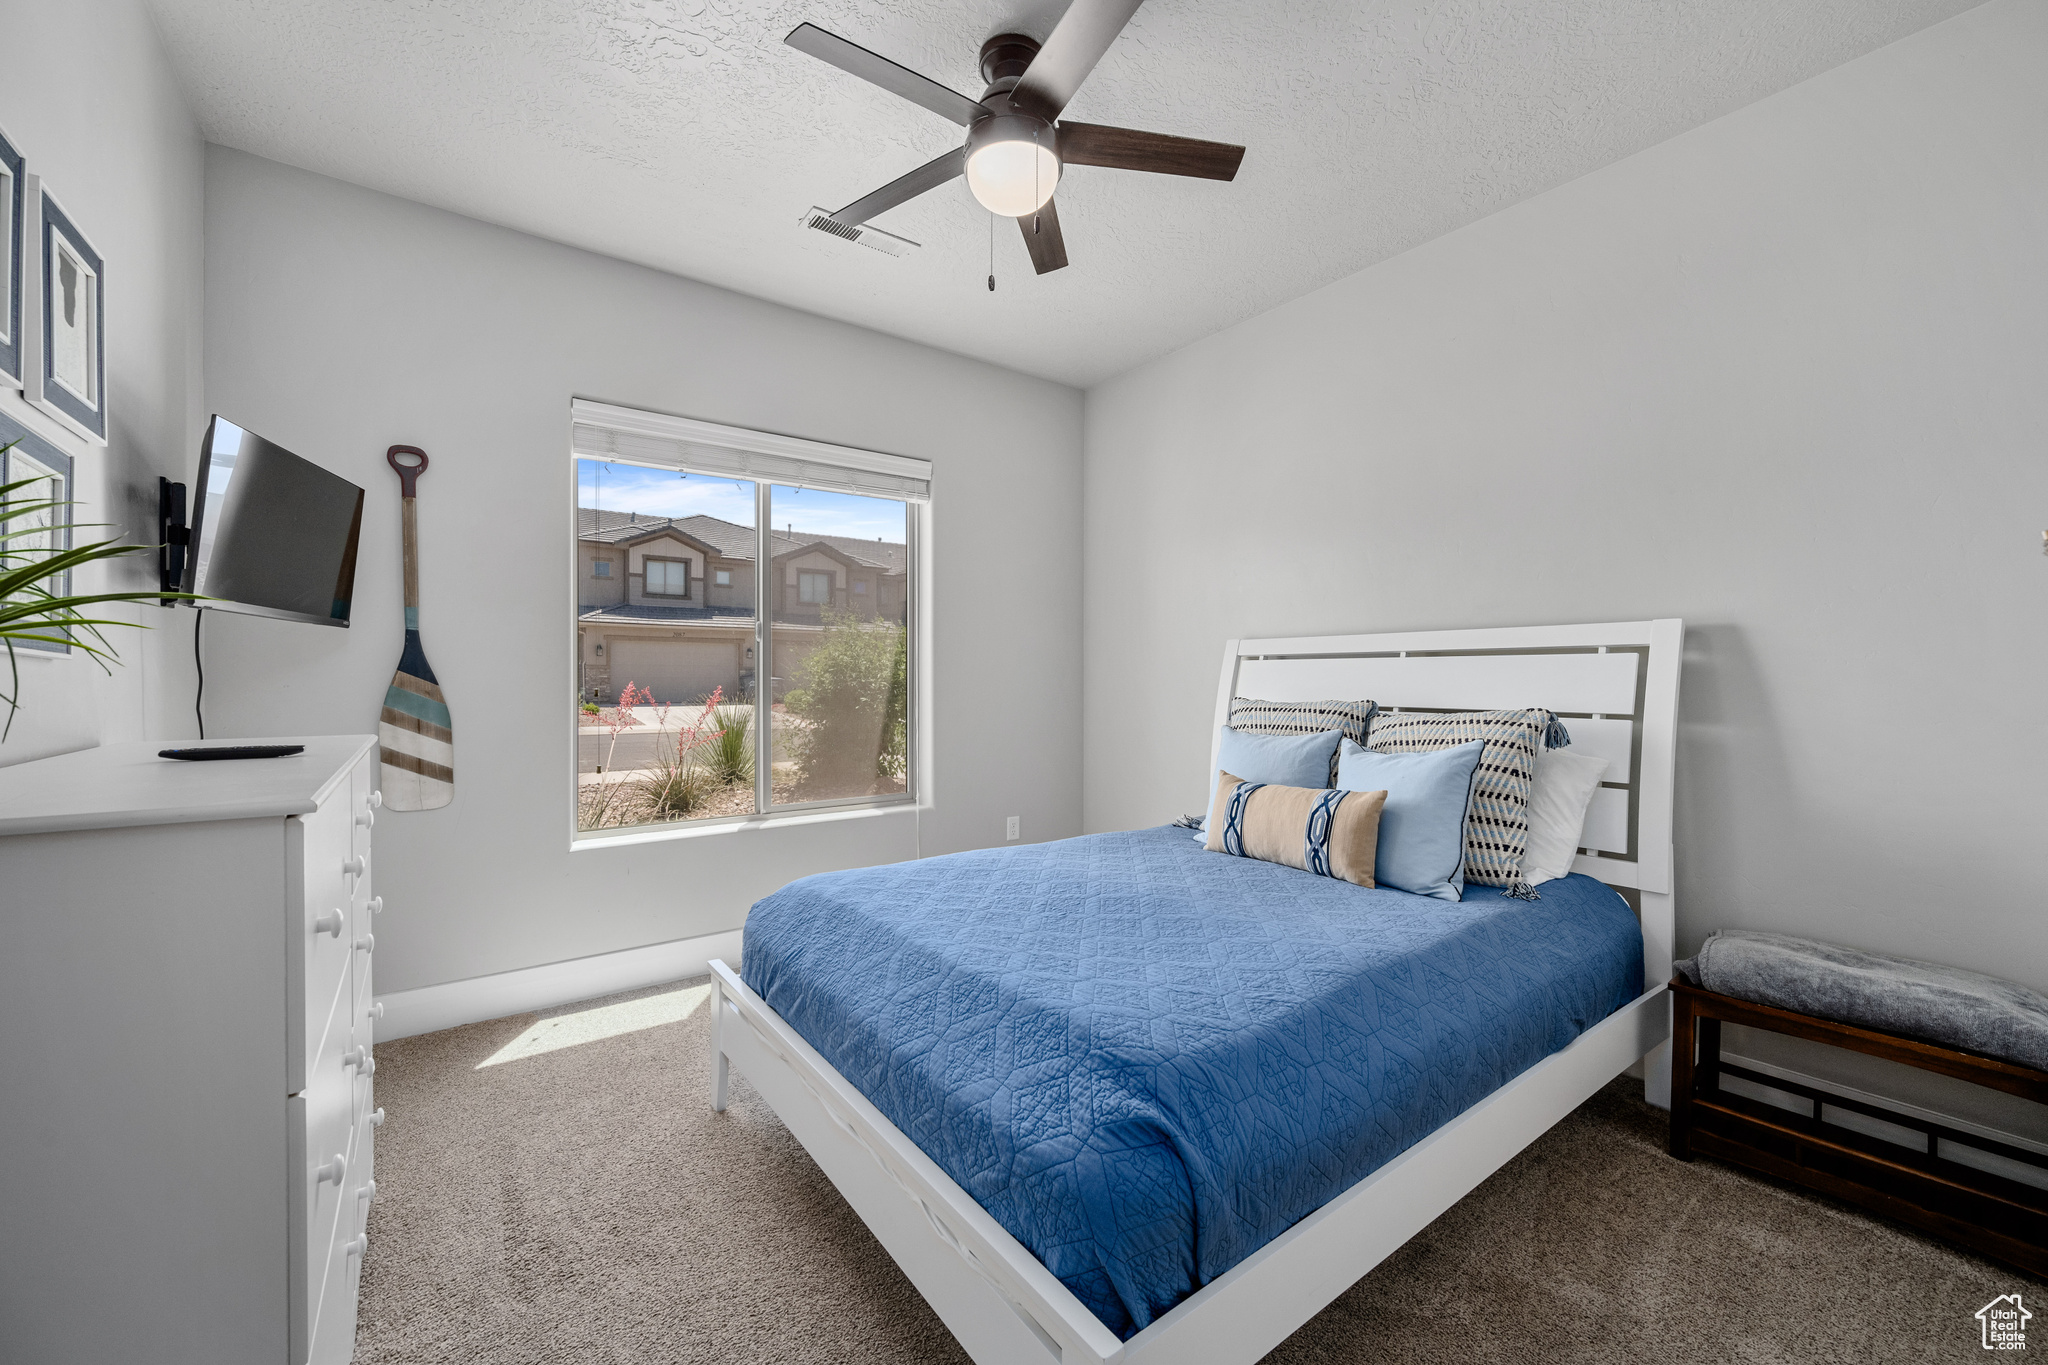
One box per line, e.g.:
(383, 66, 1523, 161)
(1522, 747, 1609, 885)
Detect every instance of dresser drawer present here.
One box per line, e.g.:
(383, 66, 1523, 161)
(350, 755, 378, 860)
(352, 978, 379, 1222)
(351, 1076, 378, 1268)
(352, 919, 376, 1026)
(289, 983, 360, 1365)
(348, 757, 380, 1034)
(352, 978, 379, 1115)
(310, 1120, 371, 1365)
(288, 792, 358, 1095)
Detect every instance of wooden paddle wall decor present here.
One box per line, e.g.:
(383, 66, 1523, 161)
(379, 445, 454, 809)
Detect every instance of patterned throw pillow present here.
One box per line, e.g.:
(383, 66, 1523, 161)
(1228, 697, 1377, 785)
(1205, 771, 1388, 887)
(1364, 708, 1571, 897)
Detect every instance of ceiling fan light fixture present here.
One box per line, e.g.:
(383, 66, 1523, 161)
(963, 112, 1060, 216)
(785, 9, 1246, 277)
(966, 141, 1060, 216)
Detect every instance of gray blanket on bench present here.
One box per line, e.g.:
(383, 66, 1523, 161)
(1676, 930, 2048, 1072)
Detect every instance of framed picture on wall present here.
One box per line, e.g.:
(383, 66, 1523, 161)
(24, 185, 105, 444)
(0, 125, 22, 388)
(0, 408, 75, 654)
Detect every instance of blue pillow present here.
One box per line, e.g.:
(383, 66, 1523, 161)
(1336, 738, 1485, 900)
(1214, 725, 1341, 796)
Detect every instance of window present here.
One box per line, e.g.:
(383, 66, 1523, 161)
(573, 401, 926, 838)
(593, 560, 612, 579)
(852, 579, 869, 596)
(644, 558, 689, 597)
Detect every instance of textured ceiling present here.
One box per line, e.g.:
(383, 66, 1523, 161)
(145, 0, 1980, 386)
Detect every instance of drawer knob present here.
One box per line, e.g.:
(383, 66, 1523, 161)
(369, 1001, 386, 1020)
(357, 1179, 378, 1204)
(316, 1153, 347, 1186)
(368, 790, 383, 810)
(370, 1107, 386, 1128)
(345, 1234, 368, 1261)
(368, 896, 385, 916)
(343, 856, 368, 878)
(312, 909, 345, 939)
(354, 932, 375, 956)
(343, 1046, 374, 1075)
(356, 809, 375, 829)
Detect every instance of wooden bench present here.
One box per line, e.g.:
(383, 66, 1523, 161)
(1669, 975, 2048, 1277)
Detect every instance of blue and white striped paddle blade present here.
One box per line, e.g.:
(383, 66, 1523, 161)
(380, 628, 453, 809)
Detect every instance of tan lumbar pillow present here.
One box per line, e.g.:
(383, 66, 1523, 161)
(1205, 771, 1388, 887)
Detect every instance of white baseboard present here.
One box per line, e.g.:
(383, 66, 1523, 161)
(374, 928, 744, 1042)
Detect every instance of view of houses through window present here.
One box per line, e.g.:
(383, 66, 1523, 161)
(576, 457, 911, 833)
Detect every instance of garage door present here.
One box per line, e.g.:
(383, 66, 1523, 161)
(606, 639, 740, 707)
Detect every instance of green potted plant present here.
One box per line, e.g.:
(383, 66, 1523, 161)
(2, 446, 201, 738)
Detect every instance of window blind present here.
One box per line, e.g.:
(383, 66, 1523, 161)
(571, 399, 931, 503)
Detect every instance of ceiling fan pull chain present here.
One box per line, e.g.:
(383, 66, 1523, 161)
(988, 210, 996, 291)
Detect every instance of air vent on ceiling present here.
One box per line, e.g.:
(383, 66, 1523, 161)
(799, 207, 917, 257)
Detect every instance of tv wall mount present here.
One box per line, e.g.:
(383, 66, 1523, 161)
(158, 476, 188, 606)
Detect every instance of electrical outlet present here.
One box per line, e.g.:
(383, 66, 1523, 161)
(1006, 815, 1020, 841)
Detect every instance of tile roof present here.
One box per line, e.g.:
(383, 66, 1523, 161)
(578, 508, 904, 572)
(801, 532, 907, 575)
(577, 603, 757, 626)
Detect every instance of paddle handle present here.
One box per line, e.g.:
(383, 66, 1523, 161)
(387, 447, 428, 618)
(400, 498, 419, 613)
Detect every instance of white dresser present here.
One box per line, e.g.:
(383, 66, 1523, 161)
(0, 737, 381, 1365)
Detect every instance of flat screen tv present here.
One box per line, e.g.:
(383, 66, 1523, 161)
(184, 415, 364, 627)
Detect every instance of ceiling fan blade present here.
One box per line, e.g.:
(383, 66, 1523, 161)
(785, 23, 985, 127)
(1011, 0, 1145, 118)
(1017, 198, 1069, 274)
(1058, 122, 1245, 180)
(832, 146, 967, 227)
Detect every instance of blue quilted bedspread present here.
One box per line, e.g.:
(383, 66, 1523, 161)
(740, 826, 1642, 1339)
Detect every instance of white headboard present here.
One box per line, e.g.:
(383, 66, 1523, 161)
(1210, 619, 1683, 990)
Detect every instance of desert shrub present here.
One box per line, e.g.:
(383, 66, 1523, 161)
(641, 761, 714, 821)
(706, 706, 754, 786)
(783, 610, 906, 794)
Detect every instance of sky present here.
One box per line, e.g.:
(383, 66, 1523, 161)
(576, 459, 907, 542)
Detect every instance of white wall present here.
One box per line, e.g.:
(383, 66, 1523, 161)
(0, 0, 204, 765)
(200, 147, 1082, 995)
(1083, 2, 2048, 987)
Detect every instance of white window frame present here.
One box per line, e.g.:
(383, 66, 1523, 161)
(569, 400, 929, 847)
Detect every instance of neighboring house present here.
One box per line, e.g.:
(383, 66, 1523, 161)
(578, 508, 907, 704)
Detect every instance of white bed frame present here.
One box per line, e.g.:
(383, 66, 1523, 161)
(708, 619, 1683, 1365)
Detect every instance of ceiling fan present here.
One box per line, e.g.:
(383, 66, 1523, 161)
(786, 0, 1245, 276)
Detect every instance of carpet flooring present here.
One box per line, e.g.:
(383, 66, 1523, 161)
(357, 979, 2041, 1364)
